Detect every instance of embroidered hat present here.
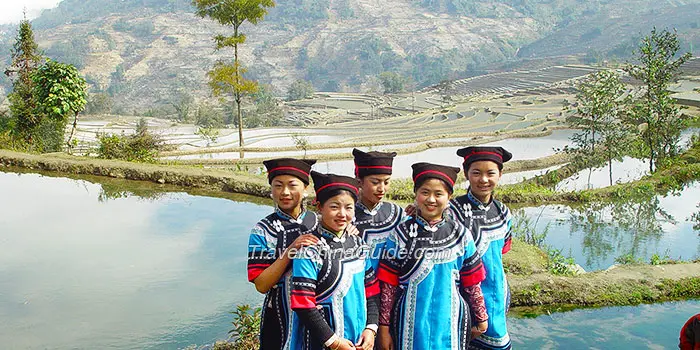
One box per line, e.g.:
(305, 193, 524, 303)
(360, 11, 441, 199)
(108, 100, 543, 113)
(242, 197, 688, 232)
(311, 171, 360, 204)
(411, 162, 460, 193)
(263, 158, 317, 185)
(456, 146, 512, 171)
(352, 148, 397, 178)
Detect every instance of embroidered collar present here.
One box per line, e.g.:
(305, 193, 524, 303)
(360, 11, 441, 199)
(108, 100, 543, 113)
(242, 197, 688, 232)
(357, 200, 383, 216)
(274, 206, 306, 224)
(415, 214, 445, 232)
(467, 189, 491, 211)
(319, 225, 347, 243)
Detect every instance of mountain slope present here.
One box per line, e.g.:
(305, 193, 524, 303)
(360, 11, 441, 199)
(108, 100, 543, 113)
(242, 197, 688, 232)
(0, 0, 698, 112)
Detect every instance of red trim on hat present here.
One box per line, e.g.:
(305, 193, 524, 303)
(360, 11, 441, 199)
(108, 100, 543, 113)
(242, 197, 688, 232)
(268, 166, 310, 177)
(463, 151, 503, 161)
(355, 165, 393, 170)
(316, 182, 359, 195)
(413, 170, 455, 186)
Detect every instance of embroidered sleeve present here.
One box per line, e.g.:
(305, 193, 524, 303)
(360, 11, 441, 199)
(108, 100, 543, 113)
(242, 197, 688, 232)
(365, 260, 380, 298)
(290, 246, 321, 309)
(463, 284, 488, 322)
(460, 226, 486, 287)
(247, 224, 276, 282)
(502, 209, 513, 254)
(379, 281, 397, 326)
(377, 230, 402, 286)
(295, 308, 336, 345)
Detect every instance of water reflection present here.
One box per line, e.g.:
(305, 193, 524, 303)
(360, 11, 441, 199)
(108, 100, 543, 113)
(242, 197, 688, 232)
(509, 300, 700, 349)
(0, 171, 271, 349)
(519, 182, 700, 270)
(1, 169, 698, 349)
(568, 195, 674, 267)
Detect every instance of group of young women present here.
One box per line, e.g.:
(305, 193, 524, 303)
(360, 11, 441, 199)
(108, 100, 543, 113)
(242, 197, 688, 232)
(247, 146, 514, 350)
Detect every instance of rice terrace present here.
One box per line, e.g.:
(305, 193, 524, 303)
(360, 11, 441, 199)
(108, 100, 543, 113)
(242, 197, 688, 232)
(1, 0, 700, 348)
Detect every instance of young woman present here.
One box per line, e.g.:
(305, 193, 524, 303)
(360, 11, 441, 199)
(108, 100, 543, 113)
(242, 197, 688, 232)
(377, 162, 487, 350)
(449, 146, 514, 350)
(289, 171, 379, 350)
(352, 148, 403, 273)
(247, 158, 320, 350)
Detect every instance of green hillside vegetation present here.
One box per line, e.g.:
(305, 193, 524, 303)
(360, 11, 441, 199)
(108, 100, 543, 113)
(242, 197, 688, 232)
(0, 0, 698, 114)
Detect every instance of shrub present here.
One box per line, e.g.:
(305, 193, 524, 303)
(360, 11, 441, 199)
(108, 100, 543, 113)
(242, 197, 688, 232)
(96, 118, 164, 162)
(228, 304, 261, 349)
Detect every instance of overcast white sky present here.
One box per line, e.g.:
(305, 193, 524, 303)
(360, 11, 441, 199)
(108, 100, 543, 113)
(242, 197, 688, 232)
(0, 0, 62, 25)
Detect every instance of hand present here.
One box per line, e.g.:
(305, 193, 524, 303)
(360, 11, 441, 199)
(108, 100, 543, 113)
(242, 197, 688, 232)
(355, 329, 376, 350)
(471, 320, 488, 340)
(285, 234, 319, 258)
(346, 223, 360, 236)
(404, 203, 416, 217)
(377, 325, 393, 350)
(330, 337, 355, 350)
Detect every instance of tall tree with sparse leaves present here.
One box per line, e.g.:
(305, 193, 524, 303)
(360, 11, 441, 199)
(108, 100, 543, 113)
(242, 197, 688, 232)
(4, 18, 43, 143)
(566, 70, 631, 186)
(624, 27, 691, 173)
(193, 0, 275, 147)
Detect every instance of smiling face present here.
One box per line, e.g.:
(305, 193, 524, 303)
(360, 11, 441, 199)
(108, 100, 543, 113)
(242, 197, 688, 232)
(414, 178, 450, 222)
(467, 160, 502, 203)
(271, 175, 307, 217)
(359, 174, 391, 208)
(319, 191, 356, 233)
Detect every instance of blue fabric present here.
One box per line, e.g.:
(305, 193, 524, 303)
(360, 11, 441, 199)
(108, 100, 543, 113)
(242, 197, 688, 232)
(449, 193, 512, 350)
(288, 227, 373, 350)
(380, 216, 480, 349)
(354, 201, 404, 273)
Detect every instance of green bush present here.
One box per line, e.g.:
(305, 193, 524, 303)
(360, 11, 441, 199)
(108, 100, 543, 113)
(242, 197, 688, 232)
(227, 304, 261, 349)
(96, 119, 164, 162)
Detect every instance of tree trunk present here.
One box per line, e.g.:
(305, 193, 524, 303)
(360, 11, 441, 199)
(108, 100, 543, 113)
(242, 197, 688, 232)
(608, 156, 613, 186)
(236, 91, 243, 147)
(587, 167, 592, 189)
(234, 25, 244, 147)
(67, 112, 79, 152)
(647, 135, 655, 173)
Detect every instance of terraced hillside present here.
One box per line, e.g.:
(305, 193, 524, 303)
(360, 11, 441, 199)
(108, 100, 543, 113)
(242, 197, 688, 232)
(1, 0, 699, 113)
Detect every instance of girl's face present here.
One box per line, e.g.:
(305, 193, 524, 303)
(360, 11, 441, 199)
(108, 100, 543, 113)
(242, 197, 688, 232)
(467, 160, 502, 203)
(415, 178, 450, 222)
(271, 175, 306, 213)
(319, 192, 356, 232)
(360, 174, 391, 207)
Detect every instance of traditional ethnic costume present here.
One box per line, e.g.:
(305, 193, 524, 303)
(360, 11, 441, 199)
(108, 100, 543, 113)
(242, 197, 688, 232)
(680, 313, 700, 350)
(352, 149, 404, 272)
(289, 172, 380, 350)
(378, 163, 487, 350)
(247, 158, 318, 350)
(450, 147, 513, 350)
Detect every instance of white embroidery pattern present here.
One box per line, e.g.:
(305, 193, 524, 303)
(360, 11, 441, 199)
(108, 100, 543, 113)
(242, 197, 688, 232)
(408, 223, 419, 238)
(273, 220, 284, 232)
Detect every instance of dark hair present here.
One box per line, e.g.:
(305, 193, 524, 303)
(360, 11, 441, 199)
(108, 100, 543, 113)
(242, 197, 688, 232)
(318, 189, 357, 205)
(414, 177, 453, 195)
(465, 160, 504, 173)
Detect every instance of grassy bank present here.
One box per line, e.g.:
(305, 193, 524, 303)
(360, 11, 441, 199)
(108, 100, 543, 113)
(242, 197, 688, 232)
(0, 149, 270, 198)
(504, 239, 700, 309)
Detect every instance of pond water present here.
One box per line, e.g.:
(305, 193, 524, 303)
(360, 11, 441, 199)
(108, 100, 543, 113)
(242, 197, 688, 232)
(0, 171, 267, 349)
(509, 300, 700, 349)
(517, 181, 700, 271)
(1, 170, 697, 349)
